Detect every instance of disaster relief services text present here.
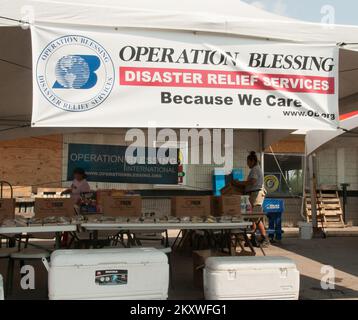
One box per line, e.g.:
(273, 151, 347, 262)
(118, 46, 335, 110)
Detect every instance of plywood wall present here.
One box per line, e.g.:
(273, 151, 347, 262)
(0, 135, 63, 189)
(0, 132, 305, 192)
(266, 136, 305, 154)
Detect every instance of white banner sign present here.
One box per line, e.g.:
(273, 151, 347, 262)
(31, 24, 339, 130)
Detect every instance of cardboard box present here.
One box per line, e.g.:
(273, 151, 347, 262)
(193, 250, 228, 288)
(220, 183, 245, 195)
(34, 198, 76, 218)
(102, 195, 142, 217)
(212, 195, 242, 216)
(37, 187, 67, 197)
(96, 190, 127, 213)
(171, 196, 212, 217)
(0, 199, 15, 223)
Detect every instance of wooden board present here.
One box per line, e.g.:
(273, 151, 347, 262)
(0, 135, 63, 188)
(265, 137, 305, 154)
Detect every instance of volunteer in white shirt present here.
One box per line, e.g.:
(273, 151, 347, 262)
(245, 152, 265, 207)
(233, 151, 269, 247)
(62, 167, 91, 204)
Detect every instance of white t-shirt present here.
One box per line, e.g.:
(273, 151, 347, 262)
(71, 179, 91, 202)
(245, 165, 264, 193)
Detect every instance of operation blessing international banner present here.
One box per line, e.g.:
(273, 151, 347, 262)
(31, 24, 339, 130)
(67, 143, 179, 184)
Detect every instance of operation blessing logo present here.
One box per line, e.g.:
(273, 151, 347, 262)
(36, 35, 115, 112)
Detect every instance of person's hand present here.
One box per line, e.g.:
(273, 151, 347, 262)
(231, 180, 240, 187)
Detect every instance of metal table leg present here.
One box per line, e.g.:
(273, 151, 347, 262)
(243, 231, 256, 255)
(55, 232, 62, 249)
(92, 230, 99, 248)
(171, 230, 183, 249)
(164, 230, 169, 247)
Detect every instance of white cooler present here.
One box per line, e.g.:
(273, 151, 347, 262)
(46, 248, 169, 300)
(204, 256, 300, 300)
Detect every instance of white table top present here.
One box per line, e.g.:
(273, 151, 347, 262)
(0, 224, 77, 234)
(81, 221, 252, 231)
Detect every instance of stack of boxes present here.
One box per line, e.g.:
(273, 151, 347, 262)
(34, 198, 76, 218)
(171, 196, 212, 217)
(212, 195, 242, 216)
(102, 194, 142, 218)
(88, 193, 243, 220)
(170, 195, 243, 218)
(2, 191, 244, 223)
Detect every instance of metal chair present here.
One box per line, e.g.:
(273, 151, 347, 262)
(0, 181, 13, 199)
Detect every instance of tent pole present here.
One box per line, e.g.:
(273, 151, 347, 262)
(300, 147, 307, 221)
(259, 130, 265, 174)
(308, 154, 318, 228)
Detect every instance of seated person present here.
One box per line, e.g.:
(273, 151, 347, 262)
(61, 167, 91, 204)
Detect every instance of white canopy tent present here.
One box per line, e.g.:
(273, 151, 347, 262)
(0, 0, 357, 229)
(302, 111, 358, 228)
(306, 112, 358, 155)
(0, 0, 357, 142)
(2, 0, 358, 42)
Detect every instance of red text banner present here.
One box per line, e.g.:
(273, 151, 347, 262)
(120, 67, 335, 94)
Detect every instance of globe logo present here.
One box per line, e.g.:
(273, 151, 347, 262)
(36, 35, 115, 112)
(53, 54, 100, 90)
(54, 55, 90, 89)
